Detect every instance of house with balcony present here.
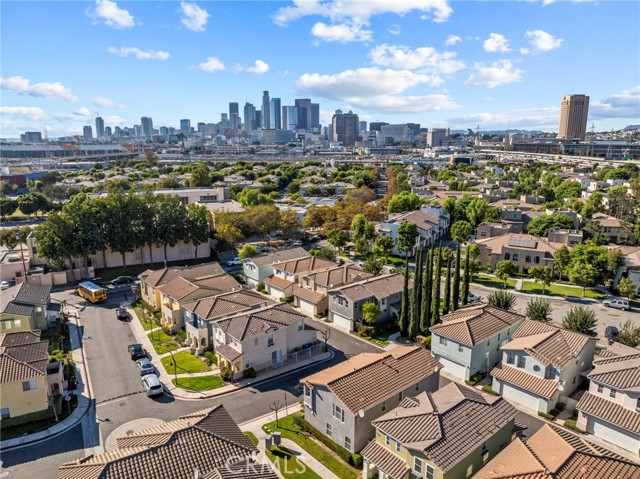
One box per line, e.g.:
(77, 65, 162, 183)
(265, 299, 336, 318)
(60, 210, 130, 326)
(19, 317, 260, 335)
(264, 256, 336, 300)
(243, 247, 310, 288)
(212, 303, 316, 380)
(576, 342, 640, 454)
(293, 264, 373, 317)
(327, 273, 405, 332)
(377, 205, 450, 256)
(0, 283, 52, 333)
(491, 320, 595, 414)
(301, 346, 441, 454)
(158, 274, 240, 331)
(362, 382, 517, 479)
(430, 304, 525, 381)
(183, 290, 272, 354)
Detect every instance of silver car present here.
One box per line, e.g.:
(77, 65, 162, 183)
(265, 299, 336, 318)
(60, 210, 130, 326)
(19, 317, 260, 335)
(136, 358, 154, 376)
(141, 374, 163, 397)
(603, 297, 630, 311)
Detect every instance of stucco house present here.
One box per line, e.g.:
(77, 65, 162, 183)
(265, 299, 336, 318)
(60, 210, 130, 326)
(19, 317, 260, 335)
(576, 342, 640, 454)
(0, 283, 52, 333)
(491, 320, 595, 413)
(243, 247, 310, 288)
(362, 383, 517, 479)
(430, 304, 525, 381)
(301, 346, 441, 453)
(377, 205, 450, 256)
(263, 256, 335, 300)
(475, 233, 563, 273)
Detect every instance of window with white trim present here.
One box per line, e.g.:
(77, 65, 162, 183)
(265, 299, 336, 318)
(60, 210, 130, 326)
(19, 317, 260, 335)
(458, 345, 464, 353)
(610, 389, 617, 398)
(344, 436, 352, 450)
(326, 423, 332, 437)
(385, 434, 391, 446)
(507, 352, 515, 364)
(439, 336, 447, 346)
(413, 457, 423, 475)
(332, 403, 345, 422)
(426, 464, 435, 479)
(14, 319, 21, 328)
(267, 333, 274, 347)
(395, 439, 401, 452)
(22, 379, 38, 391)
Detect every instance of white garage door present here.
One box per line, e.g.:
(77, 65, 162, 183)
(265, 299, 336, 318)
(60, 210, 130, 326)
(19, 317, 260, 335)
(298, 298, 316, 316)
(438, 357, 468, 380)
(501, 383, 541, 411)
(331, 312, 353, 331)
(589, 418, 639, 450)
(267, 285, 284, 300)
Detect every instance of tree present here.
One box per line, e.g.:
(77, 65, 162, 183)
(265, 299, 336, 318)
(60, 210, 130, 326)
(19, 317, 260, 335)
(618, 277, 636, 299)
(17, 192, 50, 218)
(526, 298, 553, 323)
(465, 198, 490, 227)
(409, 247, 423, 340)
(327, 229, 348, 253)
(450, 221, 472, 244)
(238, 244, 258, 259)
(362, 257, 384, 276)
(0, 197, 17, 219)
(562, 306, 597, 336)
(526, 213, 575, 237)
(156, 176, 181, 189)
(237, 187, 274, 207)
(397, 222, 419, 257)
(372, 235, 394, 262)
(189, 163, 211, 187)
(309, 247, 336, 261)
(361, 301, 381, 325)
(155, 193, 188, 267)
(278, 211, 300, 239)
(64, 194, 105, 278)
(399, 260, 410, 337)
(462, 247, 470, 306)
(528, 266, 553, 294)
(569, 261, 599, 297)
(216, 223, 243, 250)
(554, 246, 571, 281)
(387, 191, 423, 214)
(452, 244, 461, 311)
(494, 260, 517, 288)
(432, 245, 442, 325)
(302, 205, 336, 230)
(617, 320, 640, 348)
(186, 204, 211, 259)
(104, 191, 139, 268)
(487, 291, 516, 311)
(443, 257, 452, 315)
(351, 213, 374, 256)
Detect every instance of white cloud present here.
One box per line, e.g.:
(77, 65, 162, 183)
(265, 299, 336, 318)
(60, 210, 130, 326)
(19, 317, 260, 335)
(198, 57, 225, 72)
(0, 76, 78, 102)
(369, 44, 465, 75)
(351, 94, 460, 113)
(54, 106, 93, 122)
(591, 86, 640, 119)
(104, 115, 126, 125)
(89, 0, 135, 29)
(93, 96, 116, 108)
(246, 60, 270, 74)
(0, 106, 47, 121)
(520, 48, 530, 55)
(464, 60, 523, 88)
(388, 24, 401, 35)
(525, 30, 563, 52)
(445, 34, 461, 46)
(180, 2, 210, 32)
(541, 0, 556, 5)
(310, 23, 372, 43)
(483, 33, 511, 53)
(107, 47, 170, 60)
(446, 111, 559, 130)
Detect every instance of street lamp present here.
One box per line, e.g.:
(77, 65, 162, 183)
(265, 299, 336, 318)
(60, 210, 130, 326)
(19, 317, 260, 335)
(168, 349, 178, 386)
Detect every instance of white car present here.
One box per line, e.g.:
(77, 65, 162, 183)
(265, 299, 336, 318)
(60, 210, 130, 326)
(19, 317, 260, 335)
(0, 281, 10, 290)
(467, 293, 482, 303)
(603, 297, 630, 311)
(292, 241, 303, 247)
(226, 258, 241, 266)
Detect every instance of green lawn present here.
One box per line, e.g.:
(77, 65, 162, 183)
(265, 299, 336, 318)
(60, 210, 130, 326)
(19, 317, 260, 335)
(171, 375, 225, 391)
(244, 431, 259, 446)
(262, 412, 358, 479)
(353, 330, 391, 347)
(520, 281, 605, 300)
(147, 330, 179, 355)
(472, 273, 516, 290)
(265, 446, 322, 479)
(161, 351, 209, 374)
(134, 307, 155, 331)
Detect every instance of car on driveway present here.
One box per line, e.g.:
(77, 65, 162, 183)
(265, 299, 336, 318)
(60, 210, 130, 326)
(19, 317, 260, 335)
(112, 276, 135, 285)
(128, 343, 146, 360)
(605, 326, 619, 345)
(136, 358, 155, 376)
(603, 297, 629, 310)
(116, 306, 129, 320)
(0, 281, 10, 290)
(226, 258, 241, 266)
(141, 374, 163, 397)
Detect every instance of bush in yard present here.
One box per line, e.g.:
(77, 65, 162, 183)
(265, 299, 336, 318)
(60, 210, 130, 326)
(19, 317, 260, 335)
(220, 367, 233, 381)
(526, 298, 553, 323)
(257, 283, 266, 292)
(421, 335, 432, 349)
(487, 290, 516, 311)
(538, 411, 555, 420)
(243, 367, 257, 378)
(562, 306, 597, 336)
(350, 453, 363, 468)
(482, 385, 499, 395)
(204, 350, 217, 364)
(563, 419, 585, 433)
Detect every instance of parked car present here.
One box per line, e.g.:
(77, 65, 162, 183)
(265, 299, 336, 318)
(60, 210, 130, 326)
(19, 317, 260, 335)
(112, 276, 135, 285)
(468, 293, 482, 303)
(116, 306, 129, 320)
(136, 358, 155, 376)
(141, 374, 163, 397)
(292, 241, 303, 247)
(0, 281, 10, 290)
(605, 326, 619, 345)
(128, 343, 146, 360)
(226, 258, 241, 266)
(603, 297, 629, 311)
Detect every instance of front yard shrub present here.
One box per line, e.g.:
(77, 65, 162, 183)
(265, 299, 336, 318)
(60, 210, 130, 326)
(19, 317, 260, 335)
(538, 411, 555, 420)
(203, 350, 217, 364)
(176, 330, 187, 340)
(481, 385, 499, 396)
(220, 366, 233, 381)
(421, 335, 432, 349)
(243, 367, 257, 378)
(465, 372, 485, 386)
(563, 419, 585, 433)
(350, 453, 363, 468)
(556, 402, 566, 412)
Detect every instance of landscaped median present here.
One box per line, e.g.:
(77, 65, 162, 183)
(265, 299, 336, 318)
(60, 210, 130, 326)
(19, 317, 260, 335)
(472, 273, 517, 289)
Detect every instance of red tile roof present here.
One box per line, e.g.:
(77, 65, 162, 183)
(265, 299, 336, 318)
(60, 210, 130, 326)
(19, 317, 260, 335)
(491, 364, 558, 399)
(576, 391, 640, 434)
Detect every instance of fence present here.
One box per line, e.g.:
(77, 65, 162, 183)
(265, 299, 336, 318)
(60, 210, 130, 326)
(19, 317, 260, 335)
(252, 341, 325, 376)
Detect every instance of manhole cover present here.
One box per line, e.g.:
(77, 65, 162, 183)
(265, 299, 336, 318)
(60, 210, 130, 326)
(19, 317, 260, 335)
(119, 401, 127, 407)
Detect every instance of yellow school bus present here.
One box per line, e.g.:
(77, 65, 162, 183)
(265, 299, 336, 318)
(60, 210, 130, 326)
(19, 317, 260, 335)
(77, 281, 108, 303)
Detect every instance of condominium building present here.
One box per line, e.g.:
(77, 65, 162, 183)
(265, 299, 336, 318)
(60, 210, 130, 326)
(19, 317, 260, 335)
(558, 94, 589, 140)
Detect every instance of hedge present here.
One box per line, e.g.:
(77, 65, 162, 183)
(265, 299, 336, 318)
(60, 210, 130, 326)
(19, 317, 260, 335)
(481, 385, 499, 396)
(564, 419, 585, 433)
(538, 411, 555, 420)
(294, 414, 354, 465)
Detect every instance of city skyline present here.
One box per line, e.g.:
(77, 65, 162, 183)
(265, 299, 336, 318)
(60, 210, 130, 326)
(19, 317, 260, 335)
(1, 0, 638, 138)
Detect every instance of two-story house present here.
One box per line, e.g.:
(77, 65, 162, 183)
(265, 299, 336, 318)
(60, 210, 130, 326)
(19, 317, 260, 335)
(430, 304, 525, 381)
(212, 303, 316, 380)
(183, 290, 273, 354)
(243, 247, 310, 288)
(475, 233, 563, 273)
(293, 264, 373, 317)
(576, 342, 640, 454)
(362, 382, 517, 479)
(0, 283, 52, 333)
(377, 205, 450, 256)
(328, 273, 406, 331)
(591, 212, 624, 244)
(474, 423, 640, 479)
(263, 256, 335, 300)
(158, 274, 240, 331)
(301, 346, 441, 453)
(491, 320, 596, 413)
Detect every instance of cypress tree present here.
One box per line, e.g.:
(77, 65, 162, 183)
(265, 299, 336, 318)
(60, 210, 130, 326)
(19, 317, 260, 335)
(420, 246, 433, 334)
(462, 247, 470, 306)
(432, 245, 442, 325)
(410, 246, 423, 333)
(443, 257, 452, 315)
(399, 259, 410, 337)
(453, 243, 461, 311)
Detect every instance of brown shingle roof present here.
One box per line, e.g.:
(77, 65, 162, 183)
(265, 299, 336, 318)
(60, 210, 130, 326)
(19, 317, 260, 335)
(473, 424, 640, 479)
(361, 441, 410, 479)
(263, 275, 294, 290)
(183, 290, 272, 321)
(215, 303, 307, 342)
(576, 391, 640, 434)
(215, 344, 243, 362)
(249, 247, 310, 267)
(293, 285, 325, 303)
(301, 346, 441, 414)
(302, 264, 372, 289)
(430, 304, 524, 346)
(331, 273, 405, 302)
(272, 256, 335, 274)
(491, 364, 558, 398)
(140, 262, 225, 288)
(0, 331, 49, 384)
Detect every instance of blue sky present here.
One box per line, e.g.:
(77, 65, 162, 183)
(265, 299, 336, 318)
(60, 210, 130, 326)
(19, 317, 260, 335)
(1, 0, 639, 138)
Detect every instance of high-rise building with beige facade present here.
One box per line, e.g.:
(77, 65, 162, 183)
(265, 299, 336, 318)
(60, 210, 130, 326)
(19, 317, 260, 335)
(558, 94, 589, 140)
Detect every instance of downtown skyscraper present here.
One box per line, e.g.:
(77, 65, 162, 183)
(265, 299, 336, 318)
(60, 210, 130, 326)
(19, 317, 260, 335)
(262, 91, 270, 129)
(559, 94, 590, 140)
(244, 102, 256, 132)
(95, 116, 105, 138)
(270, 97, 281, 130)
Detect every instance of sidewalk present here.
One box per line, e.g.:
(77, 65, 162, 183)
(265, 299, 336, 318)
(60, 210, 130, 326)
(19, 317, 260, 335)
(127, 306, 334, 400)
(1, 307, 93, 451)
(240, 406, 339, 479)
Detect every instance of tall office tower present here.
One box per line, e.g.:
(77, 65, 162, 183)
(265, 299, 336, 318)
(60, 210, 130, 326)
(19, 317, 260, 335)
(105, 126, 112, 136)
(359, 121, 367, 132)
(331, 109, 359, 146)
(221, 113, 229, 122)
(141, 117, 154, 137)
(229, 102, 239, 118)
(261, 91, 271, 129)
(406, 123, 421, 138)
(427, 128, 448, 147)
(197, 122, 206, 132)
(255, 110, 262, 130)
(230, 113, 241, 130)
(114, 126, 122, 139)
(83, 126, 93, 140)
(369, 122, 389, 132)
(95, 116, 105, 138)
(270, 98, 281, 130)
(295, 98, 311, 130)
(244, 102, 256, 132)
(282, 106, 298, 130)
(310, 103, 320, 130)
(159, 126, 169, 136)
(133, 124, 142, 137)
(180, 119, 191, 135)
(558, 94, 590, 140)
